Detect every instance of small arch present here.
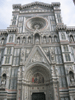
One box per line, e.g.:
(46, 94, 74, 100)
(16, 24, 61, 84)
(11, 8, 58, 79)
(28, 36, 31, 43)
(43, 36, 46, 43)
(49, 36, 52, 43)
(22, 37, 26, 43)
(23, 37, 26, 39)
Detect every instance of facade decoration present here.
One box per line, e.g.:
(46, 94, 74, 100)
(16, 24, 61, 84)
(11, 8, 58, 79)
(0, 1, 75, 100)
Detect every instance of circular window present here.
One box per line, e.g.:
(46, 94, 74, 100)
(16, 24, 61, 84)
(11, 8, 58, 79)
(26, 17, 48, 31)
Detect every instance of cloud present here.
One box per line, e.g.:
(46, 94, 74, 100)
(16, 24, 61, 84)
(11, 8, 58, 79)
(0, 0, 75, 29)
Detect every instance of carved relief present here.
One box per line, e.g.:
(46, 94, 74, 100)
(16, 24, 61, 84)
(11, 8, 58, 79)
(20, 48, 25, 65)
(50, 48, 55, 63)
(26, 49, 30, 54)
(31, 51, 46, 63)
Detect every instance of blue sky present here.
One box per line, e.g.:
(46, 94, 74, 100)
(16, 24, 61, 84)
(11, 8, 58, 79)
(0, 0, 75, 29)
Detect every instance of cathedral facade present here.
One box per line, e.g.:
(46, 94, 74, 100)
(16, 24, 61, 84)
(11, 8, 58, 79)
(0, 1, 75, 100)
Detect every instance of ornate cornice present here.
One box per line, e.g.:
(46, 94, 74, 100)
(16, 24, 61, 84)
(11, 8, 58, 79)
(13, 1, 60, 10)
(67, 27, 75, 32)
(7, 27, 18, 33)
(56, 24, 66, 31)
(13, 4, 21, 9)
(0, 27, 18, 35)
(56, 24, 75, 32)
(0, 30, 8, 35)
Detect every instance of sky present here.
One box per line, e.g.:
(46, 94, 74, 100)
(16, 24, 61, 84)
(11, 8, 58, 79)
(0, 0, 75, 29)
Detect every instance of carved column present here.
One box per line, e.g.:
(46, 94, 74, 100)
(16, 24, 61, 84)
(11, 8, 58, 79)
(50, 65, 60, 100)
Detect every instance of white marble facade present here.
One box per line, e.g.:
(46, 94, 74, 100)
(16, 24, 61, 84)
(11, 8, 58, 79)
(0, 1, 75, 100)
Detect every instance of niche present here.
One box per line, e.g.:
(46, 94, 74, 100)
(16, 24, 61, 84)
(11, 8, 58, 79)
(35, 33, 40, 43)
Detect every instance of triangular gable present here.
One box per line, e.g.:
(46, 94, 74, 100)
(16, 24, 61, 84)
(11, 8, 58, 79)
(13, 2, 60, 12)
(21, 2, 51, 9)
(20, 2, 53, 13)
(25, 45, 50, 67)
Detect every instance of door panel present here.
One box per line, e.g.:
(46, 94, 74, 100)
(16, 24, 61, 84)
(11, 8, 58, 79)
(32, 93, 45, 100)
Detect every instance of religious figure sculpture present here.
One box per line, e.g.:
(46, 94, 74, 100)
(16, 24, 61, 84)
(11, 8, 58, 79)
(70, 36, 74, 42)
(1, 74, 6, 87)
(69, 71, 75, 85)
(50, 48, 55, 63)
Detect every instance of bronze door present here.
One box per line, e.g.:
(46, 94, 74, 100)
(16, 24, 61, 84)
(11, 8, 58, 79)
(32, 92, 45, 100)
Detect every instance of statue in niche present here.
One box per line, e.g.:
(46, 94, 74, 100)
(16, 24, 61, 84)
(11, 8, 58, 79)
(22, 37, 26, 44)
(32, 73, 44, 84)
(35, 36, 39, 42)
(50, 48, 55, 62)
(17, 37, 20, 44)
(49, 36, 51, 43)
(70, 36, 74, 42)
(1, 38, 4, 45)
(43, 36, 46, 43)
(69, 71, 74, 83)
(28, 37, 31, 43)
(54, 36, 57, 42)
(35, 33, 40, 43)
(1, 74, 6, 87)
(18, 67, 21, 77)
(26, 49, 30, 54)
(21, 49, 25, 57)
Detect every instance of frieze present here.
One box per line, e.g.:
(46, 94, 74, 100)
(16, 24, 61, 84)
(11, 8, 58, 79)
(20, 9, 51, 13)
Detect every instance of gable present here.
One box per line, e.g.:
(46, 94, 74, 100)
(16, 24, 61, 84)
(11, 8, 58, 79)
(20, 5, 52, 13)
(25, 45, 50, 67)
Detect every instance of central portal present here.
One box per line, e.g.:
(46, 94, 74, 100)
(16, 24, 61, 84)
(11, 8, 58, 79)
(32, 92, 45, 100)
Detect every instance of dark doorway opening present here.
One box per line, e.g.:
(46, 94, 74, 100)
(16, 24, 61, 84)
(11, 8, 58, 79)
(32, 92, 45, 100)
